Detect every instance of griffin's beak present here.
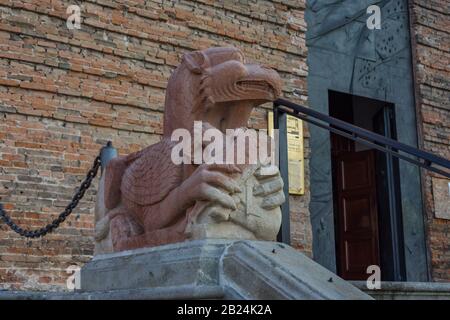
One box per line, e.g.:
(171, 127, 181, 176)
(236, 64, 282, 101)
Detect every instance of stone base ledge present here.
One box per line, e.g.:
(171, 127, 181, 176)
(352, 281, 450, 300)
(0, 285, 224, 300)
(79, 240, 370, 300)
(0, 240, 372, 300)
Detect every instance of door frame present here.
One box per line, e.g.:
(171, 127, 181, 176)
(328, 92, 407, 281)
(373, 106, 406, 281)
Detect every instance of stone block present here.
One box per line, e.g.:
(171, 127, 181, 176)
(80, 240, 371, 299)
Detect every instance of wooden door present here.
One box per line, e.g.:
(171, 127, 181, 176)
(335, 150, 380, 280)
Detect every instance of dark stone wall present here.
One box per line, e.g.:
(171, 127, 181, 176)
(306, 0, 429, 281)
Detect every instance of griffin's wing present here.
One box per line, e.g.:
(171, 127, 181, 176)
(120, 139, 183, 206)
(104, 150, 143, 210)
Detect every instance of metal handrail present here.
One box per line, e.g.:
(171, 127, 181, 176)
(274, 98, 450, 179)
(273, 98, 450, 245)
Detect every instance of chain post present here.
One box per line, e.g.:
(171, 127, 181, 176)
(100, 141, 118, 174)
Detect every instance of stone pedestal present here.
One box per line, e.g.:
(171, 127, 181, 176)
(79, 240, 371, 300)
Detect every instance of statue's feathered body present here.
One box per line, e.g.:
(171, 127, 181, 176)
(95, 47, 285, 253)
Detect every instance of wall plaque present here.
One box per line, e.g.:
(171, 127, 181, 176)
(432, 178, 450, 220)
(268, 111, 305, 195)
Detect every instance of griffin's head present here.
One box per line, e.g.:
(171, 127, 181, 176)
(163, 47, 282, 135)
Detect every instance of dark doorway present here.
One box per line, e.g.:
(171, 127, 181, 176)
(329, 91, 406, 281)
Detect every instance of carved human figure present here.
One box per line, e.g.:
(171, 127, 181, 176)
(95, 47, 285, 253)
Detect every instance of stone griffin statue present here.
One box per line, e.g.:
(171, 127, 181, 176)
(95, 47, 285, 254)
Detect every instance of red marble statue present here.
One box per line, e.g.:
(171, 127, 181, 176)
(94, 47, 285, 253)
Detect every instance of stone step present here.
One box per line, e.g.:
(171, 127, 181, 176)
(352, 281, 450, 300)
(79, 240, 371, 299)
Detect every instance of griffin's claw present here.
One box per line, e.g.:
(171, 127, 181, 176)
(210, 210, 229, 222)
(220, 198, 237, 210)
(261, 193, 286, 209)
(253, 184, 264, 196)
(253, 178, 283, 196)
(254, 165, 279, 178)
(233, 165, 242, 173)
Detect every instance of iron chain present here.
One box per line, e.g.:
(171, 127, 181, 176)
(0, 154, 102, 238)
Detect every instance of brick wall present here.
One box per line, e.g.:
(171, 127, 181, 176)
(0, 0, 309, 290)
(410, 0, 450, 281)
